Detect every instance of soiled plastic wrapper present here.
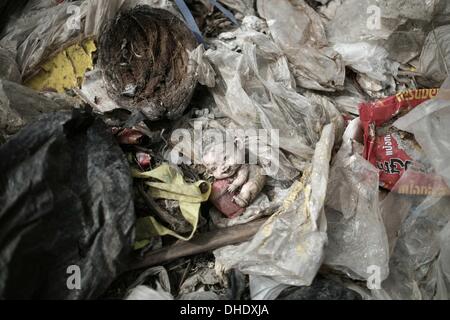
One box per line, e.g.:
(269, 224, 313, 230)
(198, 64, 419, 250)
(190, 17, 344, 169)
(257, 0, 345, 91)
(214, 123, 335, 286)
(419, 25, 450, 87)
(324, 124, 390, 281)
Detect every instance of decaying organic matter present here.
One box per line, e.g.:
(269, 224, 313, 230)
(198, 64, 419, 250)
(98, 6, 197, 121)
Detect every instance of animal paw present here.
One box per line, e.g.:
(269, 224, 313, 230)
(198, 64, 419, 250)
(233, 195, 248, 208)
(227, 184, 238, 193)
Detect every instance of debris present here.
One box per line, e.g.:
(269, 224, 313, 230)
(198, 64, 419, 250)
(3, 0, 450, 302)
(191, 18, 341, 172)
(98, 6, 197, 121)
(133, 164, 211, 247)
(214, 123, 335, 286)
(130, 218, 268, 270)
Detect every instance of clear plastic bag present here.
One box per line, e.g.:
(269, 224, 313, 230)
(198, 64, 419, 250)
(192, 17, 342, 168)
(324, 136, 390, 281)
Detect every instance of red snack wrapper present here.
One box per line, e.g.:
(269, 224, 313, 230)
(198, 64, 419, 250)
(359, 88, 450, 195)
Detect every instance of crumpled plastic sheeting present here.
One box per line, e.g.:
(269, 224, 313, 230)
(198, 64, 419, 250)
(324, 135, 389, 281)
(214, 123, 335, 286)
(0, 47, 21, 83)
(419, 25, 450, 86)
(378, 170, 450, 300)
(191, 18, 341, 167)
(333, 42, 399, 83)
(257, 0, 345, 91)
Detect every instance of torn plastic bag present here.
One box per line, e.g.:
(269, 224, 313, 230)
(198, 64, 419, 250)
(257, 0, 345, 91)
(324, 127, 389, 282)
(191, 19, 341, 167)
(378, 169, 450, 300)
(0, 47, 21, 83)
(214, 123, 335, 286)
(419, 25, 450, 87)
(0, 79, 75, 139)
(0, 109, 135, 299)
(133, 164, 211, 247)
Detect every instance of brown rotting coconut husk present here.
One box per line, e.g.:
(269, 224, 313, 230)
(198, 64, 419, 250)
(98, 6, 197, 121)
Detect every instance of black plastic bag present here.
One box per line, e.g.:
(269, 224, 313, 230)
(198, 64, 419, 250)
(0, 108, 135, 299)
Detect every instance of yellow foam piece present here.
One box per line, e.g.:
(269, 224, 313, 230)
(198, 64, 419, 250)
(26, 39, 97, 93)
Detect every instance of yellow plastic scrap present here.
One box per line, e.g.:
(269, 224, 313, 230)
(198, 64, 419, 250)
(133, 164, 211, 250)
(25, 39, 96, 93)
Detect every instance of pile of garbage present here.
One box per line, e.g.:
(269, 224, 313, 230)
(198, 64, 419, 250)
(1, 0, 450, 300)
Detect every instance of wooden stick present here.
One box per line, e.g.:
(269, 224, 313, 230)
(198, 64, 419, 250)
(129, 218, 268, 270)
